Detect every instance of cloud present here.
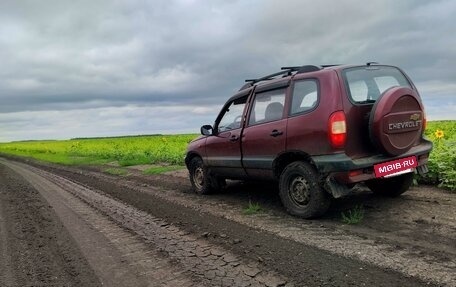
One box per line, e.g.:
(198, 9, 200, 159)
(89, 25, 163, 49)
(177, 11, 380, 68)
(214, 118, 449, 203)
(0, 0, 455, 141)
(0, 104, 219, 142)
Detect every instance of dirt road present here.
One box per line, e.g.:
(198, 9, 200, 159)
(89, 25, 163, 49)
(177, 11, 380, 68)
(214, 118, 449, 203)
(0, 156, 454, 286)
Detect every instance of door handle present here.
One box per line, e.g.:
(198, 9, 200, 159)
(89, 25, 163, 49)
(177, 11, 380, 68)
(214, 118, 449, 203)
(229, 135, 239, 142)
(270, 130, 283, 137)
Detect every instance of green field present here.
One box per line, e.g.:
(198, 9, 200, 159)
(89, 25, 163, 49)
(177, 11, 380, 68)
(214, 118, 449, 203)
(0, 134, 198, 166)
(0, 121, 455, 190)
(421, 121, 456, 190)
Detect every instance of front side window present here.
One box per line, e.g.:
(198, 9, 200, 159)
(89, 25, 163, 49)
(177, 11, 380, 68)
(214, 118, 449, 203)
(217, 97, 247, 133)
(343, 66, 411, 104)
(249, 89, 286, 125)
(290, 80, 318, 115)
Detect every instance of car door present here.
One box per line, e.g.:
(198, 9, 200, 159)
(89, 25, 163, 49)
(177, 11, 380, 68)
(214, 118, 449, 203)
(205, 94, 249, 178)
(242, 87, 288, 178)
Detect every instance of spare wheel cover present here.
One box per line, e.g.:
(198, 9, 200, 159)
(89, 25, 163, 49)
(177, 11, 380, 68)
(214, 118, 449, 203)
(369, 86, 424, 156)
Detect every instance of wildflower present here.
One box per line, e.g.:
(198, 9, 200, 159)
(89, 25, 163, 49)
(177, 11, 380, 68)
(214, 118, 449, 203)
(434, 129, 444, 139)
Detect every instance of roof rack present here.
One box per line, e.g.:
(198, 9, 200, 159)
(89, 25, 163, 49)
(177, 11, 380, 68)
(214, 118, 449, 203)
(240, 64, 339, 90)
(280, 65, 319, 72)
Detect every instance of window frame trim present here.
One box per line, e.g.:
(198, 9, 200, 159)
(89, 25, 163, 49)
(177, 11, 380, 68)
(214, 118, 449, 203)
(246, 87, 288, 127)
(288, 78, 321, 118)
(341, 65, 413, 106)
(214, 94, 250, 134)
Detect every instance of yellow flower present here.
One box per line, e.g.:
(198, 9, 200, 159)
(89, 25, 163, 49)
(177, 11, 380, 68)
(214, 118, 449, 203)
(434, 129, 444, 139)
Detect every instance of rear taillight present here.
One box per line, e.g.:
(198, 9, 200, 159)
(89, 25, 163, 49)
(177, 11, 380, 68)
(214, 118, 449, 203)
(328, 111, 347, 149)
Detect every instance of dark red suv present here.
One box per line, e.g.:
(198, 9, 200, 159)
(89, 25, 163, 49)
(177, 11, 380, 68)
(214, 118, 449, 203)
(185, 63, 432, 218)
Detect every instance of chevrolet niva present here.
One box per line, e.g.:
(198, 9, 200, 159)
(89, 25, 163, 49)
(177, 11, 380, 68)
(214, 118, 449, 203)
(185, 63, 432, 218)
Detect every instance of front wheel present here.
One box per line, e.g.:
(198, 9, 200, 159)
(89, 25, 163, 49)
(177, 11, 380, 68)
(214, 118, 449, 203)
(279, 161, 330, 219)
(189, 157, 221, 194)
(365, 172, 414, 197)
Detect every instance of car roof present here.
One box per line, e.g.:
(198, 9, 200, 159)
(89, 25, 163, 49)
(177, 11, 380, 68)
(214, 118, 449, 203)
(239, 63, 396, 91)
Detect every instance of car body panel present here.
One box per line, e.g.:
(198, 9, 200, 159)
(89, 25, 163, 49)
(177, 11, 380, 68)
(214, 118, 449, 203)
(204, 128, 246, 178)
(242, 118, 287, 178)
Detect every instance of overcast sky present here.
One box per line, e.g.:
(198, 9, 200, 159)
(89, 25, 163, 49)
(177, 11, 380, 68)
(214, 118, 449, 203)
(1, 0, 455, 141)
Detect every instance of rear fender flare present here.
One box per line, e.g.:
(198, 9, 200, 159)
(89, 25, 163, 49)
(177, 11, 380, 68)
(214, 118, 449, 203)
(272, 151, 312, 179)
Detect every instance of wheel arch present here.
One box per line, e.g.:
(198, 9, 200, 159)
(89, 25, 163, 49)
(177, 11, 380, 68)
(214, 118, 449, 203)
(272, 151, 313, 179)
(185, 152, 202, 168)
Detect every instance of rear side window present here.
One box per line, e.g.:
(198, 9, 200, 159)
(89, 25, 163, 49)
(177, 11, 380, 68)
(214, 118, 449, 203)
(290, 80, 318, 116)
(249, 89, 286, 125)
(343, 66, 411, 104)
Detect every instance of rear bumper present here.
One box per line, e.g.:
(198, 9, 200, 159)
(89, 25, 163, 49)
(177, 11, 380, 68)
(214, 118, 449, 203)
(311, 140, 433, 183)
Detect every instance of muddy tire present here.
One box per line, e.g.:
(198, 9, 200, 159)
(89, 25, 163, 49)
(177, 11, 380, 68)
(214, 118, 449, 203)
(279, 161, 330, 219)
(189, 157, 219, 195)
(366, 173, 414, 197)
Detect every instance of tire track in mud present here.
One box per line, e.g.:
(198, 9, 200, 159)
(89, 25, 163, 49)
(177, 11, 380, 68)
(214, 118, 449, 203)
(61, 164, 455, 286)
(3, 156, 454, 286)
(10, 157, 448, 287)
(34, 161, 456, 287)
(2, 159, 292, 287)
(2, 159, 197, 287)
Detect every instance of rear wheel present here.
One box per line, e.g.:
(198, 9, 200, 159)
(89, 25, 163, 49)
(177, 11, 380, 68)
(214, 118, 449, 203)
(189, 157, 221, 194)
(366, 172, 414, 197)
(279, 161, 330, 218)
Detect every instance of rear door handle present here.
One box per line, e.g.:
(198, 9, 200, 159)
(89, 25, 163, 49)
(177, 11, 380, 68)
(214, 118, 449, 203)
(229, 135, 239, 142)
(270, 130, 283, 137)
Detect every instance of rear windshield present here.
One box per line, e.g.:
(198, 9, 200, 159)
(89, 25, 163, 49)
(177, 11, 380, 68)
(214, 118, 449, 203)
(342, 66, 412, 104)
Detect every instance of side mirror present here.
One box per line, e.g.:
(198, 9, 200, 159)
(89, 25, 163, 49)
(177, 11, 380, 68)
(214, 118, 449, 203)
(200, 125, 213, 136)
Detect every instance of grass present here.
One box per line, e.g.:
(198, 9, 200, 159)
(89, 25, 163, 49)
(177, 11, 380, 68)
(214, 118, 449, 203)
(0, 134, 197, 166)
(341, 205, 364, 224)
(243, 201, 262, 215)
(143, 165, 185, 175)
(420, 121, 456, 191)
